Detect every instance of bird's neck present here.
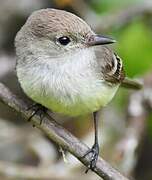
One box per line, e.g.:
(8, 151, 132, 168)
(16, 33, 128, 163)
(17, 47, 98, 77)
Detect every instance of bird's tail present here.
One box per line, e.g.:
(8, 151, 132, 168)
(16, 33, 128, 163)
(121, 78, 143, 90)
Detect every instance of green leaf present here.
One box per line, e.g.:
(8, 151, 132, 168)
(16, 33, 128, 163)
(89, 0, 140, 14)
(148, 113, 152, 139)
(116, 21, 152, 77)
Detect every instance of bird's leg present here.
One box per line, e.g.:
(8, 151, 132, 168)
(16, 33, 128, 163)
(83, 111, 99, 173)
(27, 103, 47, 124)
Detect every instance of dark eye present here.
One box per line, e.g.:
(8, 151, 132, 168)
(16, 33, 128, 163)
(58, 36, 71, 45)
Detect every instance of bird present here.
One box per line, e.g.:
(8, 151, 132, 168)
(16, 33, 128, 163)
(15, 8, 142, 172)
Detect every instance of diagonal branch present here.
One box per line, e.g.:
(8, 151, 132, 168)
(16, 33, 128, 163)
(0, 82, 128, 180)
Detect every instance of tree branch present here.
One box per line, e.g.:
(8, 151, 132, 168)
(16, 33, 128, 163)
(0, 82, 128, 180)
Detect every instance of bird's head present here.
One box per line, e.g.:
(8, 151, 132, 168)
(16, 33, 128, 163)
(15, 8, 115, 60)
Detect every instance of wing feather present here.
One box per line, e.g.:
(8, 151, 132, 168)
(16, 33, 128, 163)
(95, 46, 142, 89)
(94, 46, 125, 83)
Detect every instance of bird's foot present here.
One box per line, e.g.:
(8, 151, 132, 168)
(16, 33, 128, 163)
(83, 143, 99, 173)
(27, 103, 47, 125)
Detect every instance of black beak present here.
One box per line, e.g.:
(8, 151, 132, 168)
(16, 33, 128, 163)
(87, 34, 116, 46)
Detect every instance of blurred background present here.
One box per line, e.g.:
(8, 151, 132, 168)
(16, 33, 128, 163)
(0, 0, 152, 179)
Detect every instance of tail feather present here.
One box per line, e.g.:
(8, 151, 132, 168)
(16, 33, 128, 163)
(121, 78, 143, 90)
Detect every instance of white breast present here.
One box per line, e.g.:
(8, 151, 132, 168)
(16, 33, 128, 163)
(17, 48, 119, 116)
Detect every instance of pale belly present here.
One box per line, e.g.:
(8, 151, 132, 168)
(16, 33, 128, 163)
(17, 51, 119, 116)
(39, 83, 119, 116)
(18, 70, 119, 116)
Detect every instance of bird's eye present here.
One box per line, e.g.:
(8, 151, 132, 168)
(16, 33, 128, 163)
(58, 36, 71, 45)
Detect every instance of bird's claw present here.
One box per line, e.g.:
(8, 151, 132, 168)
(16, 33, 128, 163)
(27, 103, 47, 124)
(82, 143, 99, 173)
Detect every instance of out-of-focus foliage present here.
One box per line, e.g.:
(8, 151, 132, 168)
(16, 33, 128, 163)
(89, 0, 152, 78)
(116, 21, 152, 77)
(0, 0, 152, 179)
(148, 114, 152, 138)
(89, 0, 140, 14)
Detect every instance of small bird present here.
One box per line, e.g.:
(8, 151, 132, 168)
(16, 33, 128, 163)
(15, 8, 141, 172)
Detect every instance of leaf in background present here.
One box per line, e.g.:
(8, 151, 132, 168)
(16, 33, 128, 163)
(89, 0, 139, 14)
(116, 21, 152, 77)
(148, 113, 152, 139)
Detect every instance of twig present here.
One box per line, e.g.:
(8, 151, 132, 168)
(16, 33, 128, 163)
(0, 82, 128, 180)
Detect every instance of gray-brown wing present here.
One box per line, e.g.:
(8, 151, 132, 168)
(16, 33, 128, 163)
(94, 46, 125, 84)
(94, 46, 142, 89)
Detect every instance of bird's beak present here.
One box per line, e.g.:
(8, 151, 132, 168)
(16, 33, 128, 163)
(87, 34, 116, 46)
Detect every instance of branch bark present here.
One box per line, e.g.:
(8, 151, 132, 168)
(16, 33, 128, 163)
(0, 82, 128, 180)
